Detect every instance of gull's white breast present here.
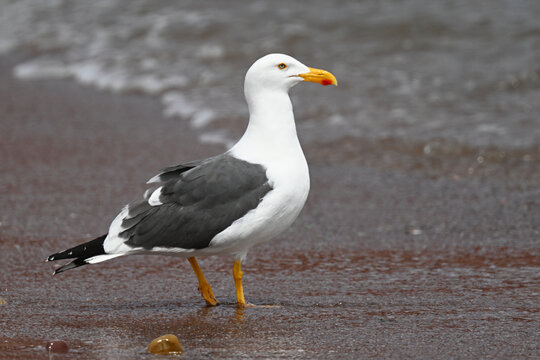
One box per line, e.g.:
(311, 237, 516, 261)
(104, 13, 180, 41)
(204, 140, 310, 259)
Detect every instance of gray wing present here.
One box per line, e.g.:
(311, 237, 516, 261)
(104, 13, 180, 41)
(119, 155, 272, 250)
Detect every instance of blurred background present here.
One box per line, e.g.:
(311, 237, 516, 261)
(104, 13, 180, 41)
(2, 0, 539, 150)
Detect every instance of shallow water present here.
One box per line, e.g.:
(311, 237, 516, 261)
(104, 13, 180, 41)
(2, 246, 539, 359)
(1, 0, 540, 149)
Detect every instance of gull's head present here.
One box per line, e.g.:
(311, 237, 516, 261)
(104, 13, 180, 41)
(244, 53, 337, 94)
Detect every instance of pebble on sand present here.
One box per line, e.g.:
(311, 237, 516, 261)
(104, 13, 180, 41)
(46, 341, 69, 353)
(0, 297, 6, 305)
(147, 334, 183, 355)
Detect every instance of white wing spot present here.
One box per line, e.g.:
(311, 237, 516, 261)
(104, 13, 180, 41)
(148, 186, 164, 206)
(147, 174, 162, 184)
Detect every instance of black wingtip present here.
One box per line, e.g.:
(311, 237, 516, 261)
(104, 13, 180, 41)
(52, 258, 88, 275)
(47, 234, 107, 263)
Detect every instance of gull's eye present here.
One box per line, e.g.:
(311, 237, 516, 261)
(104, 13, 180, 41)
(277, 63, 287, 70)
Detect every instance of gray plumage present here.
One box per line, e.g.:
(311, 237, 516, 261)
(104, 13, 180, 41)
(120, 155, 273, 250)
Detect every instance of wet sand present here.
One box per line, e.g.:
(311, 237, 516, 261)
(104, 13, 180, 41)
(1, 54, 539, 359)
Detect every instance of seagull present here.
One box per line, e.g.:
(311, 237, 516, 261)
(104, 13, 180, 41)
(47, 53, 337, 308)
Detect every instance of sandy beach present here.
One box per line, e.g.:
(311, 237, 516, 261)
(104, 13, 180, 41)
(1, 50, 539, 359)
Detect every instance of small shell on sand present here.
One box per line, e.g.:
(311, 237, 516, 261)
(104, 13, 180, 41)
(0, 297, 6, 305)
(46, 341, 69, 353)
(147, 334, 183, 355)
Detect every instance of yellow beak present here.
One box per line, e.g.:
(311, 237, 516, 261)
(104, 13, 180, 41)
(298, 67, 338, 86)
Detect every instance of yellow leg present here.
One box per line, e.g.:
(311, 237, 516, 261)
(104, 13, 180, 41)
(233, 259, 246, 308)
(232, 260, 281, 309)
(188, 257, 219, 306)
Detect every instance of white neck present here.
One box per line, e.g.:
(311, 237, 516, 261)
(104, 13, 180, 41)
(230, 88, 304, 164)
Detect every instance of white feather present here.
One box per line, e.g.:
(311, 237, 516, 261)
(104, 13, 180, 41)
(147, 174, 162, 184)
(147, 186, 163, 206)
(102, 205, 140, 254)
(86, 253, 125, 264)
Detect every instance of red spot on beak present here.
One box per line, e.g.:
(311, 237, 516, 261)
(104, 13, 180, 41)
(321, 79, 333, 86)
